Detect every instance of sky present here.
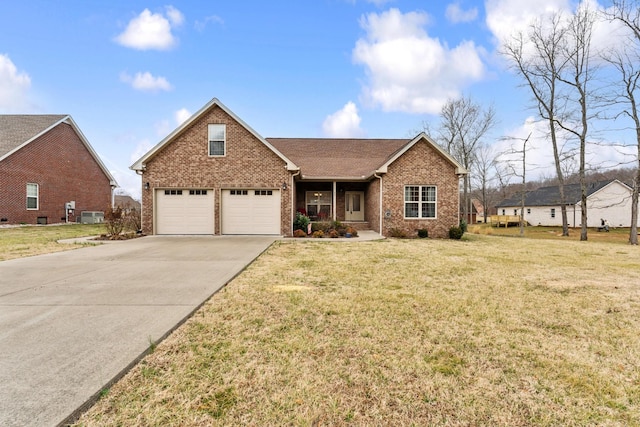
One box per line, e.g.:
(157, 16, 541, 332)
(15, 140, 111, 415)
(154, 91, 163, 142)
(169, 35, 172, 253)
(0, 0, 637, 199)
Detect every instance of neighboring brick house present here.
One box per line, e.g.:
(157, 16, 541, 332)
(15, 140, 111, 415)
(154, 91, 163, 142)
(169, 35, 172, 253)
(0, 115, 117, 225)
(131, 98, 466, 238)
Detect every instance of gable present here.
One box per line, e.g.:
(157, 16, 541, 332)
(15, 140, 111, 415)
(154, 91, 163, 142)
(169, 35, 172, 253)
(131, 98, 297, 172)
(0, 115, 116, 186)
(0, 115, 67, 159)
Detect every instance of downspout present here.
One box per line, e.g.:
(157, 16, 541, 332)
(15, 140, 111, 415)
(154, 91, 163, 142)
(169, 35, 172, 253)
(374, 173, 383, 236)
(290, 169, 301, 235)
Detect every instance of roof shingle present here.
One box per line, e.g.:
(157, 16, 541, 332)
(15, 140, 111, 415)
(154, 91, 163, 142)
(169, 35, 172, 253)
(267, 138, 410, 180)
(0, 115, 67, 158)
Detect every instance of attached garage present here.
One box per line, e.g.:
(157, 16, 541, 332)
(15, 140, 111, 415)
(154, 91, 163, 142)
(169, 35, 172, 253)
(155, 189, 214, 234)
(221, 189, 281, 235)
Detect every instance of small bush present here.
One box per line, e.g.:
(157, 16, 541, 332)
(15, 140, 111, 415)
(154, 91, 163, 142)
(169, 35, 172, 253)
(459, 219, 468, 233)
(417, 228, 429, 238)
(389, 228, 408, 238)
(345, 227, 358, 237)
(294, 212, 310, 232)
(312, 230, 324, 238)
(337, 227, 347, 236)
(449, 225, 464, 240)
(311, 221, 332, 233)
(293, 229, 307, 238)
(104, 206, 125, 236)
(328, 229, 339, 238)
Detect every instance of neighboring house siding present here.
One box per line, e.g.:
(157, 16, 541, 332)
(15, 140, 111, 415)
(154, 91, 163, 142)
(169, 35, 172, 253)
(0, 123, 112, 224)
(381, 140, 459, 238)
(583, 181, 638, 228)
(140, 105, 291, 235)
(504, 182, 640, 228)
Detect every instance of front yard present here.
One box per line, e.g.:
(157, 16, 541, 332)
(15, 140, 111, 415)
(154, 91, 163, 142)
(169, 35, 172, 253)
(74, 235, 640, 426)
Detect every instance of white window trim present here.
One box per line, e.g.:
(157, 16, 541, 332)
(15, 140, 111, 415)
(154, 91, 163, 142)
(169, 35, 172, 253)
(208, 124, 226, 157)
(27, 183, 39, 210)
(404, 185, 437, 219)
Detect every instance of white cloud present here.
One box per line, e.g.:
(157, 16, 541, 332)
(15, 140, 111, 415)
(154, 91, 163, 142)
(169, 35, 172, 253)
(115, 7, 183, 50)
(120, 71, 172, 92)
(485, 0, 571, 46)
(322, 102, 365, 138)
(0, 54, 31, 112)
(175, 108, 191, 125)
(195, 15, 224, 32)
(353, 8, 486, 114)
(445, 2, 478, 23)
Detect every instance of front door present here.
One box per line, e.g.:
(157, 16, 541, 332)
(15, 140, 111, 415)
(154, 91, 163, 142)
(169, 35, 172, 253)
(345, 191, 364, 221)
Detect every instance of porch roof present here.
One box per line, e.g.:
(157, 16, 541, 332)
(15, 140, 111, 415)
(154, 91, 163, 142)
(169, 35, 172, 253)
(267, 138, 409, 180)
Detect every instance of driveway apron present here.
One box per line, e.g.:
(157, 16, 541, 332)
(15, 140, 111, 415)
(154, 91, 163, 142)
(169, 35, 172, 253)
(0, 235, 276, 427)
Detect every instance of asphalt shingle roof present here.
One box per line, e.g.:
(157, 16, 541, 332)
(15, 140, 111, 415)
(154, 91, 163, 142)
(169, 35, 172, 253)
(496, 181, 615, 207)
(0, 115, 67, 158)
(267, 138, 410, 180)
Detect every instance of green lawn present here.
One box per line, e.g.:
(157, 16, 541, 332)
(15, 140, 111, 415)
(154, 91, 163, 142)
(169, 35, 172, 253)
(0, 223, 106, 261)
(74, 235, 640, 426)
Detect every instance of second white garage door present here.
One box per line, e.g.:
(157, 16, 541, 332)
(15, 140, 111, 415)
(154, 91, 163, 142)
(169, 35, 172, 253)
(156, 189, 214, 234)
(221, 189, 281, 235)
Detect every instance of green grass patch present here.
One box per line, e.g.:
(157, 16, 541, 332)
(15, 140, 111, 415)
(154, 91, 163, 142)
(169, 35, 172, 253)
(0, 224, 106, 261)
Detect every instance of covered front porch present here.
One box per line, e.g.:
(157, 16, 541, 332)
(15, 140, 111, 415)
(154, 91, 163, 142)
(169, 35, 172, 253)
(293, 181, 375, 230)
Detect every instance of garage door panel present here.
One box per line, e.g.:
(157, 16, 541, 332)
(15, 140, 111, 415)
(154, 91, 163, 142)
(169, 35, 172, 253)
(222, 189, 280, 235)
(156, 189, 214, 235)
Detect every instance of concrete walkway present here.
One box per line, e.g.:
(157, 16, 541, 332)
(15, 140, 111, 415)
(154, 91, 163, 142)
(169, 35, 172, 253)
(0, 235, 276, 427)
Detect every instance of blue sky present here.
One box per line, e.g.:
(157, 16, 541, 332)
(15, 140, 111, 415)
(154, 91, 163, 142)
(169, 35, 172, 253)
(0, 0, 635, 198)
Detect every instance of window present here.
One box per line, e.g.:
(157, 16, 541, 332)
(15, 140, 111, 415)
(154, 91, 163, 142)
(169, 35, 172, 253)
(189, 190, 207, 195)
(230, 190, 248, 195)
(26, 183, 38, 210)
(164, 189, 183, 195)
(404, 185, 436, 219)
(527, 208, 531, 215)
(550, 208, 556, 218)
(306, 191, 332, 220)
(501, 209, 505, 215)
(208, 124, 226, 156)
(255, 190, 273, 196)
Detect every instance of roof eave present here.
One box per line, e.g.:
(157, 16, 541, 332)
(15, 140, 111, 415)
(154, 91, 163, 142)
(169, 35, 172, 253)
(130, 98, 298, 172)
(376, 132, 467, 175)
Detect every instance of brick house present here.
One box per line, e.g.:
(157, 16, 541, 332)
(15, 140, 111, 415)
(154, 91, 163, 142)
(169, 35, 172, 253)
(131, 98, 466, 238)
(0, 115, 117, 225)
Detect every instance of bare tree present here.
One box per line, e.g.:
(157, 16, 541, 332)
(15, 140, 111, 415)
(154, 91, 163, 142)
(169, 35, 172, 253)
(471, 143, 499, 223)
(554, 4, 598, 241)
(436, 96, 497, 223)
(604, 0, 640, 244)
(502, 14, 573, 236)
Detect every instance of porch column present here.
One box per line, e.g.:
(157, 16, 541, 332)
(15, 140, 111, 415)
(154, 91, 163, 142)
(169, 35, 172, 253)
(332, 181, 337, 221)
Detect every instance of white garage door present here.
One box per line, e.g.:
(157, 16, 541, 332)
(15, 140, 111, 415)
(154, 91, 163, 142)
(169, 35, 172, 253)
(156, 189, 214, 234)
(221, 189, 281, 235)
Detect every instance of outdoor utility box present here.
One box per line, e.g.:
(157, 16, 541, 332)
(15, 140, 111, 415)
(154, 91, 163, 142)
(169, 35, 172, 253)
(79, 211, 104, 224)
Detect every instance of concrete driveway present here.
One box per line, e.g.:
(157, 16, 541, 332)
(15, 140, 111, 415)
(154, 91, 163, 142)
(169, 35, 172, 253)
(0, 235, 277, 427)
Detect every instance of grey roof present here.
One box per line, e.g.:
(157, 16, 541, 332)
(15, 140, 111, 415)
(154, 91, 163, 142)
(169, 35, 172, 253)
(496, 180, 619, 207)
(0, 115, 67, 158)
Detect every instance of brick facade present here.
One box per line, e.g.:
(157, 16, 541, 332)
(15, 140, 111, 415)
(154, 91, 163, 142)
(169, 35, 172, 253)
(140, 105, 292, 235)
(0, 123, 113, 225)
(380, 140, 461, 238)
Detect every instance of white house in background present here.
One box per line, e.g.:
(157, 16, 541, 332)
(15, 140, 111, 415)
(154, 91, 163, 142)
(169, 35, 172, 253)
(496, 179, 640, 228)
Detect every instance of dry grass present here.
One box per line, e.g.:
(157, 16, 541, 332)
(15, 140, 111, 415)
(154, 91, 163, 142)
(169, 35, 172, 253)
(0, 223, 106, 261)
(76, 236, 640, 426)
(468, 222, 634, 244)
